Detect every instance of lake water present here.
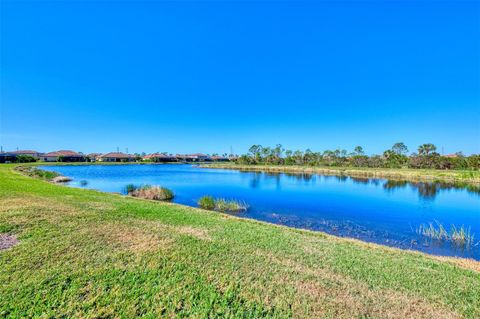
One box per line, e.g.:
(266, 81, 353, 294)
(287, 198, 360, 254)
(41, 164, 480, 260)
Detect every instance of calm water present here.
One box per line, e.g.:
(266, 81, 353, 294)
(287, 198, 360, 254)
(41, 164, 480, 260)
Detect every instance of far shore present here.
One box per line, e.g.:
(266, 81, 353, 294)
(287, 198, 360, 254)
(201, 163, 480, 184)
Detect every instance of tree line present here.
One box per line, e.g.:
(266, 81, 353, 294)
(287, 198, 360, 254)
(235, 143, 480, 170)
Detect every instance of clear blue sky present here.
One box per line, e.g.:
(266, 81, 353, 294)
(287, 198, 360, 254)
(1, 1, 479, 155)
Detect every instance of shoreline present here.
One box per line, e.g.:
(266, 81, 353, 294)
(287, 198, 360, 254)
(201, 163, 480, 184)
(2, 164, 480, 317)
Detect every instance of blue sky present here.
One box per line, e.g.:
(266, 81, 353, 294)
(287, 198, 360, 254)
(1, 1, 479, 155)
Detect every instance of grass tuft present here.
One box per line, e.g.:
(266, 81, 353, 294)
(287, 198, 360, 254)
(198, 195, 215, 210)
(127, 184, 174, 201)
(198, 196, 248, 213)
(417, 221, 476, 248)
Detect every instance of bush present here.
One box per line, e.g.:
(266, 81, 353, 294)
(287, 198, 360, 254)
(15, 155, 37, 163)
(198, 196, 215, 210)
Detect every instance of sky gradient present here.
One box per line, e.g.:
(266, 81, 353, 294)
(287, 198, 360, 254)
(1, 1, 479, 155)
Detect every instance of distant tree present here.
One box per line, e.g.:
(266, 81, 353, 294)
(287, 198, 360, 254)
(16, 155, 36, 163)
(392, 142, 408, 155)
(418, 144, 437, 156)
(248, 145, 263, 162)
(353, 146, 364, 156)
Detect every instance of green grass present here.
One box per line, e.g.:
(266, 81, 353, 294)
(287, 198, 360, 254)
(1, 164, 479, 318)
(203, 163, 480, 184)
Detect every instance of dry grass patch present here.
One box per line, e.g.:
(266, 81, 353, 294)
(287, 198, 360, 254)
(255, 250, 460, 319)
(84, 222, 174, 254)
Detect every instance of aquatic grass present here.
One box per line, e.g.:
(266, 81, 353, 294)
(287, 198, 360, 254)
(124, 183, 139, 194)
(451, 225, 475, 247)
(15, 166, 59, 181)
(197, 196, 248, 213)
(416, 221, 448, 241)
(416, 221, 477, 248)
(198, 195, 215, 210)
(127, 184, 174, 201)
(214, 198, 248, 213)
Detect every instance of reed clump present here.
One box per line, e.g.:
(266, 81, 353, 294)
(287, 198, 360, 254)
(198, 196, 248, 213)
(15, 166, 60, 181)
(416, 220, 476, 248)
(126, 184, 174, 201)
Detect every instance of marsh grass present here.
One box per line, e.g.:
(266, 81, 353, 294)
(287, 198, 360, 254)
(198, 196, 248, 213)
(127, 184, 174, 201)
(417, 221, 476, 248)
(214, 198, 249, 213)
(198, 195, 215, 210)
(451, 225, 476, 247)
(15, 166, 59, 181)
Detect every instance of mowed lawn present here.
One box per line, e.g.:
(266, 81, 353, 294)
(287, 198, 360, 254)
(0, 165, 479, 318)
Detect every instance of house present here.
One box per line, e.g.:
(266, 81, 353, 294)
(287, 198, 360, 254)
(10, 150, 42, 159)
(143, 153, 177, 163)
(42, 150, 86, 162)
(97, 152, 136, 162)
(0, 152, 17, 163)
(86, 153, 103, 162)
(176, 153, 211, 162)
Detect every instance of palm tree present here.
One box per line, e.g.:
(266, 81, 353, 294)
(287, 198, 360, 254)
(418, 143, 437, 156)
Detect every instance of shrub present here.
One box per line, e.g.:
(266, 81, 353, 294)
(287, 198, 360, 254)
(198, 196, 215, 210)
(15, 155, 37, 163)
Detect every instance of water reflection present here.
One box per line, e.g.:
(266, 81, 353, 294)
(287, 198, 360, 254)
(242, 170, 480, 200)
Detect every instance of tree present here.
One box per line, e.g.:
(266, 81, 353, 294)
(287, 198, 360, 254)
(418, 144, 437, 156)
(353, 146, 364, 156)
(392, 142, 408, 155)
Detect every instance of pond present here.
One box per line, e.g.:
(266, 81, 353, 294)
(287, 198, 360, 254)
(41, 164, 480, 260)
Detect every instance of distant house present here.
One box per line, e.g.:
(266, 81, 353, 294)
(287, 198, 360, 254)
(97, 152, 136, 162)
(143, 153, 177, 163)
(10, 150, 42, 159)
(42, 150, 85, 162)
(0, 152, 17, 163)
(86, 153, 102, 162)
(176, 153, 211, 162)
(443, 154, 459, 158)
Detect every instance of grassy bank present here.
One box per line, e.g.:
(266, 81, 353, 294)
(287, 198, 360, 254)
(1, 164, 479, 318)
(203, 163, 480, 184)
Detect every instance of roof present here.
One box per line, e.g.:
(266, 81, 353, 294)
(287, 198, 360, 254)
(43, 150, 83, 157)
(98, 152, 135, 159)
(144, 153, 174, 159)
(9, 150, 40, 155)
(87, 153, 103, 157)
(443, 154, 459, 158)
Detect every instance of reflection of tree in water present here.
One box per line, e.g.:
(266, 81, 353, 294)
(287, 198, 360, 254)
(350, 176, 370, 184)
(382, 179, 480, 200)
(383, 180, 408, 192)
(284, 172, 315, 182)
(248, 172, 263, 189)
(414, 183, 439, 200)
(334, 175, 348, 183)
